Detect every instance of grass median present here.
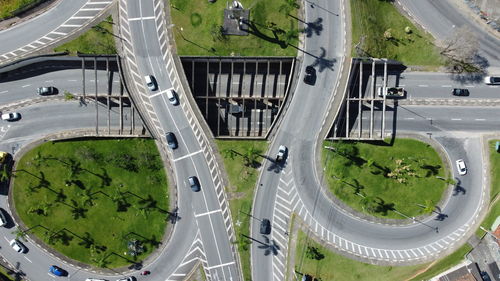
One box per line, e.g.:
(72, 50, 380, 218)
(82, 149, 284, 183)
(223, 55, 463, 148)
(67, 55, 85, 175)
(54, 16, 117, 55)
(170, 0, 298, 56)
(351, 0, 443, 67)
(13, 138, 169, 268)
(476, 140, 500, 236)
(215, 139, 268, 281)
(322, 138, 449, 219)
(294, 229, 472, 281)
(0, 0, 38, 19)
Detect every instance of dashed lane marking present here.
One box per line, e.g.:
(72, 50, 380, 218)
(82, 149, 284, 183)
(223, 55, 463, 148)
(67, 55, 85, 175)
(194, 209, 222, 218)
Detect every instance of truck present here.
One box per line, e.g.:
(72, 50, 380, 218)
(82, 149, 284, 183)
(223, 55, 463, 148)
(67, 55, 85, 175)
(377, 86, 405, 98)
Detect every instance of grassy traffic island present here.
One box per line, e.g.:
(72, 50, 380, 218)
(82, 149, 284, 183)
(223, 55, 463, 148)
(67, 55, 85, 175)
(170, 0, 299, 56)
(323, 138, 450, 219)
(12, 138, 170, 268)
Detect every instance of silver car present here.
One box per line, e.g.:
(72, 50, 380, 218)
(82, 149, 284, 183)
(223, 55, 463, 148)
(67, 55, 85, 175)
(10, 239, 26, 253)
(456, 159, 467, 176)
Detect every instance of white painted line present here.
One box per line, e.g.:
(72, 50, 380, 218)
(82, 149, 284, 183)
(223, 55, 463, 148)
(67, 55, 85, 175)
(60, 24, 81, 28)
(418, 85, 429, 87)
(404, 117, 415, 120)
(441, 85, 452, 87)
(475, 119, 486, 121)
(24, 256, 32, 263)
(194, 209, 222, 218)
(128, 16, 155, 21)
(451, 118, 462, 121)
(0, 91, 8, 94)
(21, 84, 31, 88)
(80, 8, 102, 11)
(173, 150, 203, 162)
(71, 16, 94, 19)
(206, 261, 235, 270)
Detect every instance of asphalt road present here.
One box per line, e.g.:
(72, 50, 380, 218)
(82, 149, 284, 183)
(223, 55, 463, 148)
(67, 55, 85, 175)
(0, 0, 114, 65)
(398, 0, 500, 70)
(123, 0, 239, 280)
(251, 0, 345, 279)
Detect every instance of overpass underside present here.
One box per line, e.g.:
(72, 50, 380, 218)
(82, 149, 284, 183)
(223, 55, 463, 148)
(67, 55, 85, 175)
(328, 58, 406, 140)
(180, 56, 295, 138)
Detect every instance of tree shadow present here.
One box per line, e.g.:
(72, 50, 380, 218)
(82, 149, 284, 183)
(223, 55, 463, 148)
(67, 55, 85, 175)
(420, 164, 441, 177)
(242, 20, 287, 48)
(374, 197, 395, 216)
(453, 184, 466, 195)
(309, 47, 336, 72)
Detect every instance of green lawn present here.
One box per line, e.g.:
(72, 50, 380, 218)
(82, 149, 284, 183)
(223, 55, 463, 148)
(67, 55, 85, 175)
(215, 140, 268, 281)
(13, 138, 169, 268)
(295, 229, 471, 281)
(170, 0, 298, 56)
(322, 138, 448, 219)
(0, 0, 38, 19)
(476, 140, 500, 236)
(351, 0, 443, 67)
(54, 16, 116, 55)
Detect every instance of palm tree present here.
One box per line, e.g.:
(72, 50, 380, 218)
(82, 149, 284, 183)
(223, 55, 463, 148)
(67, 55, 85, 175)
(12, 227, 28, 242)
(244, 146, 262, 167)
(0, 165, 10, 182)
(221, 148, 238, 160)
(360, 194, 377, 214)
(80, 189, 96, 207)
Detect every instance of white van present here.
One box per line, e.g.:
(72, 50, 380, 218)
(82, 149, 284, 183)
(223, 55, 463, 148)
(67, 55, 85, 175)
(166, 88, 178, 105)
(144, 75, 157, 91)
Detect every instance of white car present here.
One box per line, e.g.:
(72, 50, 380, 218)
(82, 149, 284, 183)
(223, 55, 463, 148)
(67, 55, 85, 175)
(10, 239, 26, 253)
(484, 76, 500, 85)
(116, 277, 135, 281)
(166, 88, 178, 105)
(1, 112, 20, 121)
(456, 159, 467, 176)
(144, 75, 157, 91)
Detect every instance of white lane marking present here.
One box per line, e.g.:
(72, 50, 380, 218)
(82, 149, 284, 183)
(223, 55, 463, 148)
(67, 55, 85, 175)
(194, 209, 222, 218)
(465, 85, 475, 88)
(173, 150, 203, 162)
(21, 84, 31, 88)
(404, 117, 415, 120)
(128, 16, 155, 21)
(0, 90, 8, 94)
(451, 118, 462, 121)
(441, 85, 452, 87)
(60, 24, 81, 28)
(3, 237, 9, 242)
(24, 256, 32, 263)
(475, 119, 486, 121)
(418, 85, 429, 87)
(44, 80, 53, 83)
(206, 261, 235, 270)
(67, 79, 77, 82)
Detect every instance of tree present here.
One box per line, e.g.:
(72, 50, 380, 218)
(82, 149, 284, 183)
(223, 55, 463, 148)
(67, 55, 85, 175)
(360, 194, 378, 213)
(243, 146, 262, 167)
(305, 246, 324, 260)
(80, 189, 96, 207)
(279, 0, 299, 16)
(221, 148, 238, 160)
(0, 165, 10, 182)
(440, 26, 482, 73)
(421, 200, 435, 214)
(12, 227, 28, 242)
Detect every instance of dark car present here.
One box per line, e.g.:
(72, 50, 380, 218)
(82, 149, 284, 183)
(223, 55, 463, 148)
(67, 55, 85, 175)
(188, 176, 201, 192)
(49, 265, 66, 276)
(37, 86, 56, 95)
(303, 66, 316, 85)
(165, 132, 178, 149)
(452, 88, 469, 96)
(480, 271, 492, 281)
(260, 218, 271, 235)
